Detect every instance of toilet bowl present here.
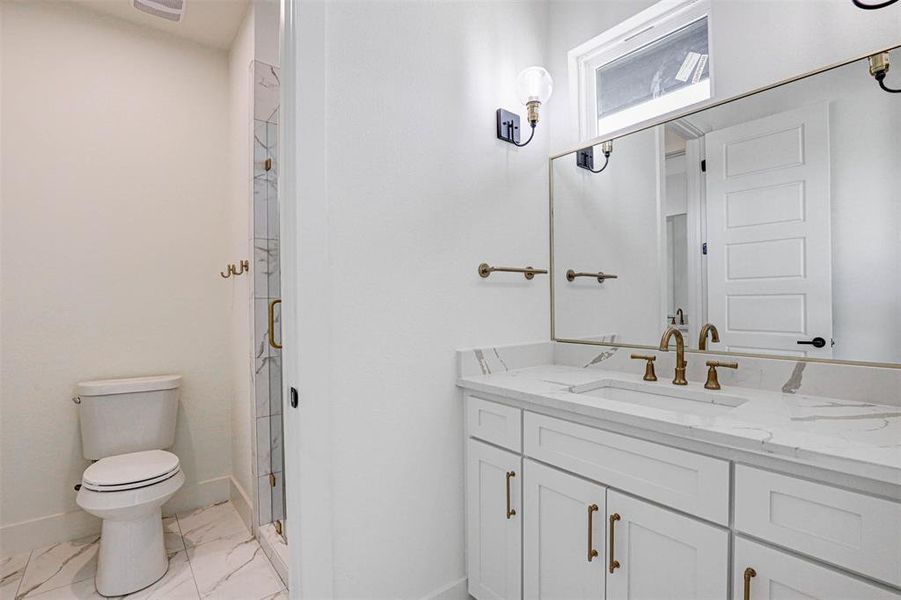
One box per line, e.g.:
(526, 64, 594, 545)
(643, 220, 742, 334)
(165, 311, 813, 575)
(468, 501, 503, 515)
(76, 450, 184, 597)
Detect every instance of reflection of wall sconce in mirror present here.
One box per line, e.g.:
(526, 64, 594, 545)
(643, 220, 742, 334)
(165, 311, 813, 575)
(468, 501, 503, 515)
(868, 51, 901, 93)
(576, 140, 614, 173)
(496, 66, 553, 147)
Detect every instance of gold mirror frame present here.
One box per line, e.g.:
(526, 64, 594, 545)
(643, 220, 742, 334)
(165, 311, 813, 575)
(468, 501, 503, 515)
(549, 44, 901, 370)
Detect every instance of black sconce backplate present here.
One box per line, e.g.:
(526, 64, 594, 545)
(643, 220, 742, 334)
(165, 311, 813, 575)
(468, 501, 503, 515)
(576, 146, 595, 171)
(496, 108, 521, 145)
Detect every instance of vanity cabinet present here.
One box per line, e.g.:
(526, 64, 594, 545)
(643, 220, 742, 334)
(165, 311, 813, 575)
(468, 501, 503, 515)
(606, 491, 728, 599)
(523, 459, 606, 599)
(466, 439, 522, 600)
(734, 465, 901, 588)
(463, 395, 901, 600)
(733, 538, 900, 600)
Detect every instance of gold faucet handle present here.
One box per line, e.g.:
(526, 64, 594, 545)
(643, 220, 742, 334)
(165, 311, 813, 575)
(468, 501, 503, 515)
(704, 360, 738, 390)
(630, 354, 658, 382)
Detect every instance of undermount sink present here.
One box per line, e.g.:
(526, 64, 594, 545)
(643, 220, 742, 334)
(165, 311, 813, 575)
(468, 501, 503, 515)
(576, 379, 748, 416)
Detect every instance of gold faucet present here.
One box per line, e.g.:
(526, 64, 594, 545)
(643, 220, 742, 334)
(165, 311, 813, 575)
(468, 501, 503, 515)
(659, 326, 688, 385)
(698, 323, 720, 350)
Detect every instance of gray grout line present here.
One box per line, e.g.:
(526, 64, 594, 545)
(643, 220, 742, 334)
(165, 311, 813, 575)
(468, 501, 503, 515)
(13, 550, 33, 600)
(172, 511, 205, 599)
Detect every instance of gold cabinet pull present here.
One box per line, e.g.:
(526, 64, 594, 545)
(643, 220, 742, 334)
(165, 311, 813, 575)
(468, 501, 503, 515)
(505, 471, 516, 519)
(743, 567, 756, 600)
(268, 299, 282, 350)
(587, 504, 599, 562)
(608, 513, 621, 573)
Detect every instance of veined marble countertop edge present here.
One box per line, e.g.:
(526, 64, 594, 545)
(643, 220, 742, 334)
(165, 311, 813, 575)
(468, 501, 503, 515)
(457, 365, 901, 491)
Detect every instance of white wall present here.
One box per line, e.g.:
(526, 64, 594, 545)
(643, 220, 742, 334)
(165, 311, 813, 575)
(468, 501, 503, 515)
(283, 3, 900, 596)
(227, 3, 256, 528)
(0, 2, 232, 551)
(289, 1, 550, 597)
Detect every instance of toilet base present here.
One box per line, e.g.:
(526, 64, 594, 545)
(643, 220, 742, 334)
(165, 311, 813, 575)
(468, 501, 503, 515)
(96, 509, 168, 597)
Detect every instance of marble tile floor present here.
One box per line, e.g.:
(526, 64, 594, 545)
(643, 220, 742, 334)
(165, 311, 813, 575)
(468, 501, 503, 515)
(1, 501, 286, 600)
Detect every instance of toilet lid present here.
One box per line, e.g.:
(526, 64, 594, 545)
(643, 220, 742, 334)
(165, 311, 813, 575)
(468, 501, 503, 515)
(82, 450, 180, 492)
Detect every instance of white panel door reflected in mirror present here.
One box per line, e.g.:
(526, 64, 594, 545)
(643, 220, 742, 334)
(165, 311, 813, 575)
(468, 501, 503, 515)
(552, 51, 901, 365)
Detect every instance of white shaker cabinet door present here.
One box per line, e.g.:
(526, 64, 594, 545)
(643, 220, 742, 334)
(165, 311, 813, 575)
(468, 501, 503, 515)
(734, 538, 901, 600)
(467, 439, 522, 600)
(606, 491, 728, 600)
(523, 459, 606, 600)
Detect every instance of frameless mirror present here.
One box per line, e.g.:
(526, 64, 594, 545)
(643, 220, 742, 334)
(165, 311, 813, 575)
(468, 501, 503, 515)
(552, 51, 901, 365)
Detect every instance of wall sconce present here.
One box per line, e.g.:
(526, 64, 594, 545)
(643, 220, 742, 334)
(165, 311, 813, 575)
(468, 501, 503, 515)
(868, 52, 901, 93)
(576, 140, 614, 173)
(496, 66, 553, 147)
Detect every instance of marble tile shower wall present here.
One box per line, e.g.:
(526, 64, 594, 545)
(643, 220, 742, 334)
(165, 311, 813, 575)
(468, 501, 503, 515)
(251, 60, 284, 529)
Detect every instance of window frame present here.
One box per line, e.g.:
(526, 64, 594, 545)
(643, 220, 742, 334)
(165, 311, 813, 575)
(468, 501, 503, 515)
(568, 0, 714, 141)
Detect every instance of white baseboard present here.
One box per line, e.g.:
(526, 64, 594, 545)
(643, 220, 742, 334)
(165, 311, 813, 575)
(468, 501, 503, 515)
(162, 475, 231, 517)
(421, 577, 468, 600)
(229, 476, 254, 532)
(1, 475, 231, 556)
(0, 508, 101, 557)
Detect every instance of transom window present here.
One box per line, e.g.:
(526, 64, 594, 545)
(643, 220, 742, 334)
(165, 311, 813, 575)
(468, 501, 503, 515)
(569, 0, 712, 140)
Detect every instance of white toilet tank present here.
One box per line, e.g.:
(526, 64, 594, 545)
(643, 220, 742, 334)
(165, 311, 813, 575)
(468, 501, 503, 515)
(76, 375, 181, 460)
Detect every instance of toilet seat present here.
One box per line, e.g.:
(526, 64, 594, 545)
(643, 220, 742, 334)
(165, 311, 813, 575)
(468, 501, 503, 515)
(82, 450, 180, 492)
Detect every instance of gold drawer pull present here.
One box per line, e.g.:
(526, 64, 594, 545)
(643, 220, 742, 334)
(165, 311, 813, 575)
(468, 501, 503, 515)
(505, 471, 516, 519)
(268, 299, 282, 350)
(587, 504, 599, 562)
(608, 513, 621, 573)
(743, 567, 756, 600)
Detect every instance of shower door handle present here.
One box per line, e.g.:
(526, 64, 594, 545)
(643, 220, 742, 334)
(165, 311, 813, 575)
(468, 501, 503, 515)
(268, 299, 282, 350)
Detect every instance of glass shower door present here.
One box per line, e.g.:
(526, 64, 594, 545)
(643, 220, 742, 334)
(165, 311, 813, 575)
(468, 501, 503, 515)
(252, 59, 286, 540)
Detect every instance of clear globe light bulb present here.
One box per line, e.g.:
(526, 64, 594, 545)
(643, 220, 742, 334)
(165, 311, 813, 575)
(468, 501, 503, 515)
(515, 66, 553, 105)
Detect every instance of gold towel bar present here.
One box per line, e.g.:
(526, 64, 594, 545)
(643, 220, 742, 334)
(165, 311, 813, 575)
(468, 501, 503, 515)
(478, 263, 548, 280)
(566, 269, 618, 283)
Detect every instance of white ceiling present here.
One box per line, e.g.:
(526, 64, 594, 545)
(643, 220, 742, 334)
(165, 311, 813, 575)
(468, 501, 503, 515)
(71, 0, 250, 50)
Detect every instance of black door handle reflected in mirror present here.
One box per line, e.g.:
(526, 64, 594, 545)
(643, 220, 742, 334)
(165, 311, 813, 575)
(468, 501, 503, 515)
(797, 337, 827, 348)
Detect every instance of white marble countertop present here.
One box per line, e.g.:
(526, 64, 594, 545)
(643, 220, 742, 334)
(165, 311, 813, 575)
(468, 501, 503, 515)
(458, 364, 901, 487)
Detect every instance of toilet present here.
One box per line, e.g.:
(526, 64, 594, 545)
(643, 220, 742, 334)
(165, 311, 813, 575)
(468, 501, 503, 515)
(74, 375, 184, 597)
